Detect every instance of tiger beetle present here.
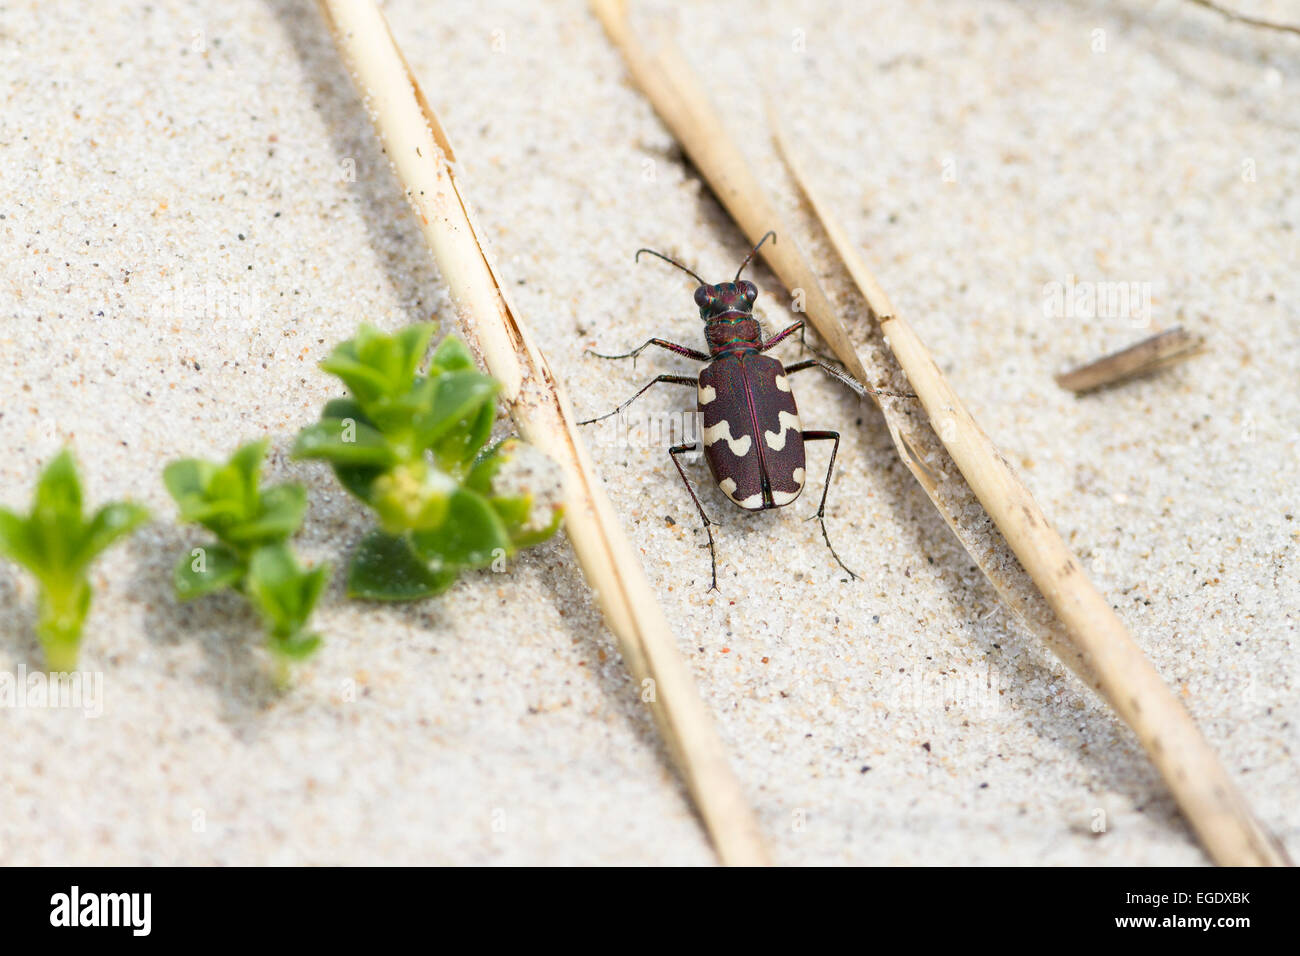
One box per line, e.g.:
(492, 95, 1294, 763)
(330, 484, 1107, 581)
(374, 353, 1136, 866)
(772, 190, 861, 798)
(579, 231, 870, 591)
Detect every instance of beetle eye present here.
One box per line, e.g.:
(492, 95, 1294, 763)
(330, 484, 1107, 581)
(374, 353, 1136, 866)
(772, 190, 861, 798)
(693, 286, 712, 308)
(741, 280, 757, 301)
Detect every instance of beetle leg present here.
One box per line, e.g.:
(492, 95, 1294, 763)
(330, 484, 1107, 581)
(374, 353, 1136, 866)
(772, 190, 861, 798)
(758, 320, 805, 353)
(669, 442, 720, 592)
(800, 430, 858, 581)
(576, 374, 698, 425)
(586, 337, 709, 369)
(785, 358, 916, 401)
(760, 320, 822, 356)
(785, 358, 866, 398)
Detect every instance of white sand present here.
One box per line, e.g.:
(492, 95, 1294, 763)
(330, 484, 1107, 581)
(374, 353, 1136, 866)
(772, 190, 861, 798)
(0, 0, 1295, 864)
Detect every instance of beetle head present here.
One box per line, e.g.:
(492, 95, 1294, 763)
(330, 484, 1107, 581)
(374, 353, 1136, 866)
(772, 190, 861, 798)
(693, 280, 758, 318)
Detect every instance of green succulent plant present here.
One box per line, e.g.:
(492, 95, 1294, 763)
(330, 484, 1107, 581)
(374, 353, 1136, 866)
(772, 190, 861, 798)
(0, 449, 149, 671)
(293, 322, 562, 600)
(164, 440, 328, 675)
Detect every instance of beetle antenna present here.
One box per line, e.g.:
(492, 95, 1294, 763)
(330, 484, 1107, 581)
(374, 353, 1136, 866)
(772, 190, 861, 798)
(634, 248, 707, 286)
(735, 230, 777, 281)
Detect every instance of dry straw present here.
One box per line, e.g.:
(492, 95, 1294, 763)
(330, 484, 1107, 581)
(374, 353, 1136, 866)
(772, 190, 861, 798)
(1055, 327, 1205, 394)
(315, 0, 769, 866)
(1185, 0, 1300, 36)
(591, 0, 1289, 866)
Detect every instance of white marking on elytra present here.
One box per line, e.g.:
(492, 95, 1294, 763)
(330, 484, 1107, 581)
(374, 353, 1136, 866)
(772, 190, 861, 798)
(697, 383, 717, 404)
(770, 467, 806, 506)
(703, 418, 752, 456)
(764, 410, 801, 450)
(774, 374, 791, 392)
(718, 477, 763, 509)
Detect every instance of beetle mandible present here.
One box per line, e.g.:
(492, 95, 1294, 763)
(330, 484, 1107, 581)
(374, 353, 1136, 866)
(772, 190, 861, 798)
(580, 231, 868, 590)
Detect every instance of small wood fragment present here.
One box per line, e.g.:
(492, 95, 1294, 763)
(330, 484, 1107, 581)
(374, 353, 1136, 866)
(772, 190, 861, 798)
(1055, 327, 1205, 394)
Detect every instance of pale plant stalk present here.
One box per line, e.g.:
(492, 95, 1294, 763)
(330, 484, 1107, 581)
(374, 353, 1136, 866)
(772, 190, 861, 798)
(316, 0, 769, 866)
(591, 0, 1289, 867)
(778, 143, 1286, 867)
(1185, 0, 1300, 36)
(1055, 327, 1205, 393)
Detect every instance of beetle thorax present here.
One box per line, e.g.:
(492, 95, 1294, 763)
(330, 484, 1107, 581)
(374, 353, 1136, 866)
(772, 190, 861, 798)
(705, 316, 761, 353)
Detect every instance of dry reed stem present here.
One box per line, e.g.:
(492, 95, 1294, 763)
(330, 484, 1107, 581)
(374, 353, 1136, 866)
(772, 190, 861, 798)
(592, 0, 1289, 867)
(1185, 0, 1300, 36)
(1055, 327, 1205, 393)
(773, 119, 1288, 870)
(317, 0, 769, 866)
(591, 4, 867, 384)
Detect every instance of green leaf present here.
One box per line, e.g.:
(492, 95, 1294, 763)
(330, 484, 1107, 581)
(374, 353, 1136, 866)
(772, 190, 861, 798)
(165, 443, 268, 533)
(170, 493, 244, 532)
(390, 323, 438, 387)
(224, 483, 306, 544)
(246, 543, 329, 637)
(0, 506, 40, 572)
(166, 441, 317, 549)
(297, 562, 330, 621)
(32, 450, 86, 568)
(320, 333, 396, 407)
(464, 439, 513, 496)
(245, 543, 297, 631)
(292, 418, 395, 467)
(162, 458, 216, 514)
(332, 463, 385, 504)
(76, 502, 150, 569)
(173, 543, 244, 601)
(165, 464, 237, 539)
(433, 392, 496, 469)
(410, 488, 510, 570)
(509, 505, 564, 550)
(219, 441, 267, 518)
(464, 438, 564, 550)
(489, 494, 533, 530)
(411, 370, 499, 450)
(346, 530, 458, 601)
(33, 449, 83, 529)
(313, 400, 386, 502)
(319, 353, 392, 406)
(431, 335, 474, 372)
(321, 397, 373, 425)
(320, 323, 436, 408)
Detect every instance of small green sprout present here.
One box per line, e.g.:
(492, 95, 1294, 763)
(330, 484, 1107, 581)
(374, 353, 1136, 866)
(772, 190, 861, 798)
(0, 449, 149, 671)
(164, 440, 328, 676)
(293, 322, 562, 600)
